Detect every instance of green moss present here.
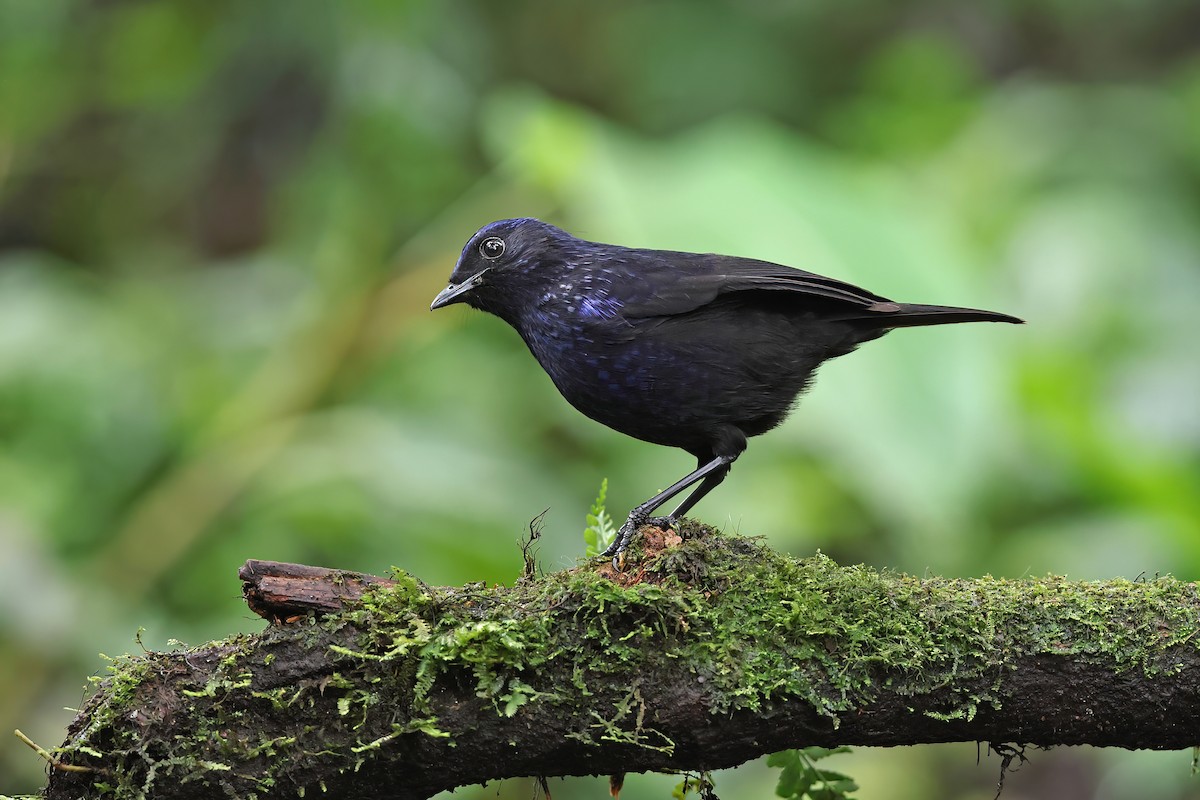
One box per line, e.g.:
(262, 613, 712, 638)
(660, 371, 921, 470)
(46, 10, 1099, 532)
(53, 526, 1200, 797)
(326, 525, 1200, 739)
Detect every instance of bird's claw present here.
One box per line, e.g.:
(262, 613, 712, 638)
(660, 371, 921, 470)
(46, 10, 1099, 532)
(601, 514, 678, 570)
(601, 518, 638, 566)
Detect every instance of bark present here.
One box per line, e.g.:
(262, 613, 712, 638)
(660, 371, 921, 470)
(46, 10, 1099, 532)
(44, 524, 1200, 800)
(239, 559, 397, 621)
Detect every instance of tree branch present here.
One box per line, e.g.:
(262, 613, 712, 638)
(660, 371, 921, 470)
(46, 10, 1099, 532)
(45, 523, 1200, 800)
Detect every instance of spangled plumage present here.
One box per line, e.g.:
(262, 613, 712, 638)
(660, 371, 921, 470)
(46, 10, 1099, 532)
(432, 218, 1022, 562)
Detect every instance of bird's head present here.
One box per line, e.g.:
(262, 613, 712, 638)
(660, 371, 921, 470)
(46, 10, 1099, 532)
(431, 218, 571, 319)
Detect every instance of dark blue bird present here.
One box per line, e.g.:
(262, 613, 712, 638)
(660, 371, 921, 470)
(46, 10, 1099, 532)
(432, 218, 1022, 562)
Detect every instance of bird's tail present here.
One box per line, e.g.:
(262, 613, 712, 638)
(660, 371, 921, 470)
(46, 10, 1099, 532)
(853, 301, 1024, 329)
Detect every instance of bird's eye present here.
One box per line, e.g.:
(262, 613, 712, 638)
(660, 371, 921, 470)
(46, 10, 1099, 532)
(479, 237, 505, 259)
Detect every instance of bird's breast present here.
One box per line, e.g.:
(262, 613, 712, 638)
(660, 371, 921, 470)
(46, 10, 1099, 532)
(519, 307, 648, 396)
(515, 307, 722, 447)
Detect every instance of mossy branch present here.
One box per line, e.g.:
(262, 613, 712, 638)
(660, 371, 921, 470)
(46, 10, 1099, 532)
(45, 524, 1200, 800)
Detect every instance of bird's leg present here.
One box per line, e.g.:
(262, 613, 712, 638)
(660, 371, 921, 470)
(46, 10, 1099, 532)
(660, 463, 733, 525)
(602, 453, 736, 564)
(642, 468, 730, 530)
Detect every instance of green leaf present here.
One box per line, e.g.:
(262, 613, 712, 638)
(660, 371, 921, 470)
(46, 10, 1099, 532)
(769, 748, 858, 800)
(768, 750, 804, 796)
(815, 770, 858, 793)
(785, 771, 814, 799)
(583, 478, 617, 556)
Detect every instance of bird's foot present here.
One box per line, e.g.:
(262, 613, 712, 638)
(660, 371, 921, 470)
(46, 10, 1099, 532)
(601, 513, 678, 569)
(601, 516, 640, 567)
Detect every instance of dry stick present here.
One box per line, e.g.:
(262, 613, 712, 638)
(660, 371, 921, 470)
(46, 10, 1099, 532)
(239, 559, 397, 621)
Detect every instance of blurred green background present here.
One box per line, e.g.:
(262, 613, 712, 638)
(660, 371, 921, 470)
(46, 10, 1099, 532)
(2, 0, 1199, 797)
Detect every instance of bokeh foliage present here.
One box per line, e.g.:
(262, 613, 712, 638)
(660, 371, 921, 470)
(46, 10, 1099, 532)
(2, 1, 1198, 797)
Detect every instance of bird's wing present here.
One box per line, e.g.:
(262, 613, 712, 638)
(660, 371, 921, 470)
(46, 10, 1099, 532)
(616, 252, 898, 319)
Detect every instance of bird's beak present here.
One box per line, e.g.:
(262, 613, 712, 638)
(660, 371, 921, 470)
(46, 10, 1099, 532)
(430, 269, 488, 310)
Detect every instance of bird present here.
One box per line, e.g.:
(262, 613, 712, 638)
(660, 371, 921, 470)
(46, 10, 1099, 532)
(431, 218, 1022, 564)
